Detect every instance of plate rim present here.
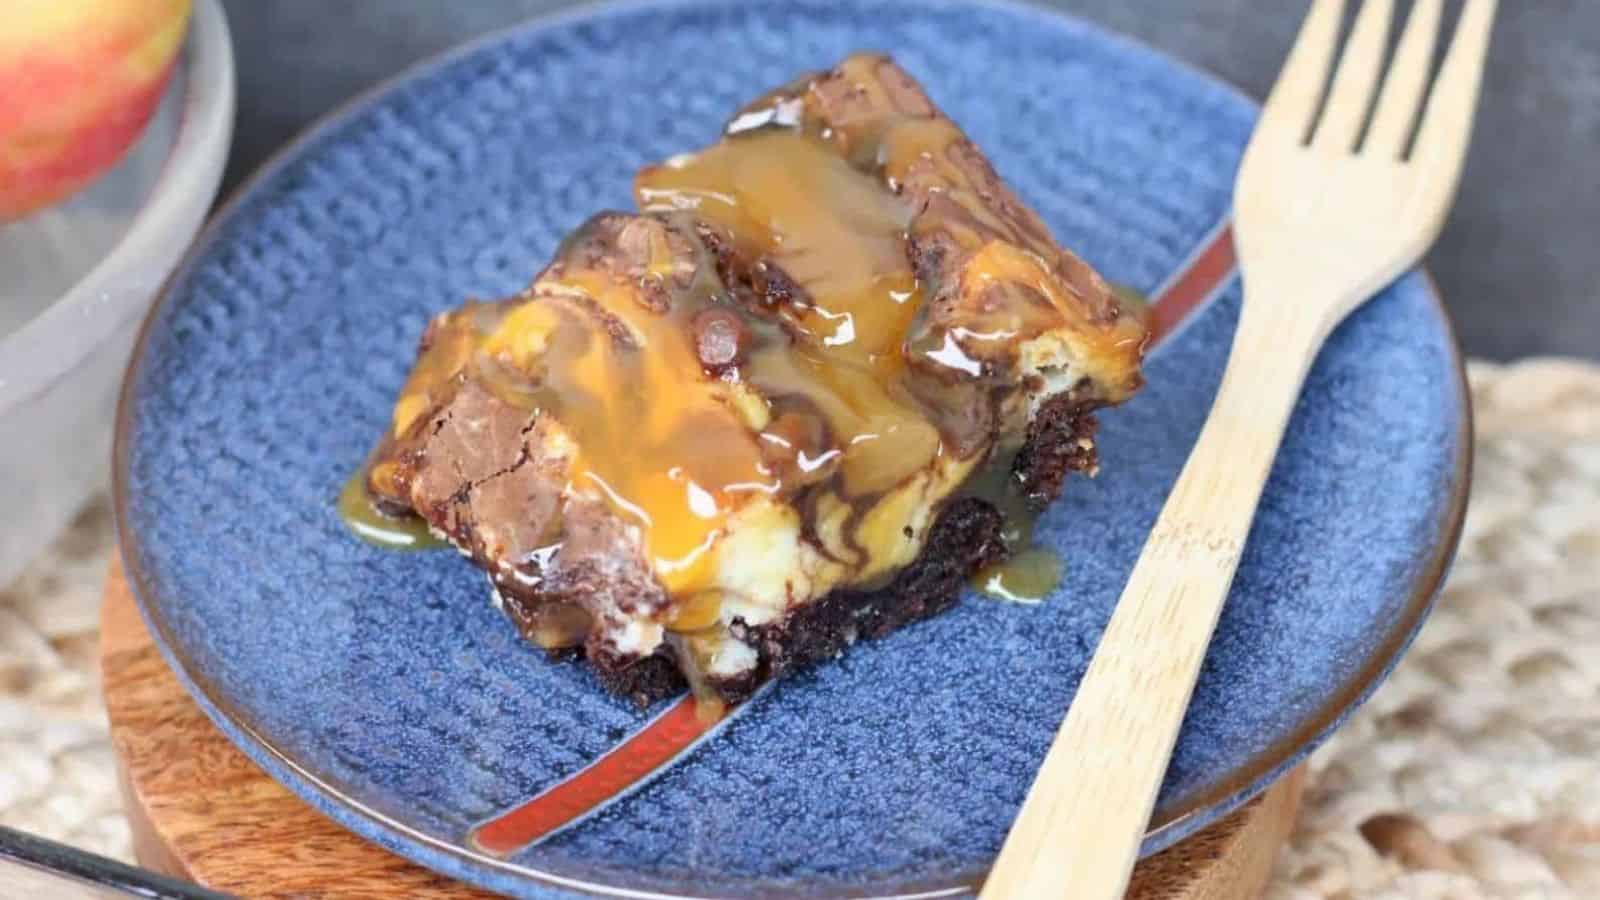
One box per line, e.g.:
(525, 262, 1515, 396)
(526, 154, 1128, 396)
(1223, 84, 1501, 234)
(111, 0, 1473, 895)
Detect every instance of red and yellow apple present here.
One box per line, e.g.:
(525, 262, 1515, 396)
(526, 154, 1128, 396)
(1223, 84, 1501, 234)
(0, 0, 192, 221)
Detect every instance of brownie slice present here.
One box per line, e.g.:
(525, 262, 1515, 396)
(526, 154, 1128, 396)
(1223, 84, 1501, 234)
(362, 55, 1146, 705)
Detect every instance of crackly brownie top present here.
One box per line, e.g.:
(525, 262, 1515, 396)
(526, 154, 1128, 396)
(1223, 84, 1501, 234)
(364, 54, 1146, 656)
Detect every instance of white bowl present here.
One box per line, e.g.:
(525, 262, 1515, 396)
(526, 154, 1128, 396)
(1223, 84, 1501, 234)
(0, 0, 234, 586)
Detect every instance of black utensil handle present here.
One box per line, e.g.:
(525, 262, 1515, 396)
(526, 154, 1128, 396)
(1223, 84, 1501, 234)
(0, 825, 232, 899)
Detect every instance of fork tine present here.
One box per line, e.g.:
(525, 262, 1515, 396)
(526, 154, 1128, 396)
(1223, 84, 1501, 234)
(1256, 0, 1346, 142)
(1364, 0, 1444, 156)
(1410, 0, 1497, 197)
(1312, 0, 1393, 151)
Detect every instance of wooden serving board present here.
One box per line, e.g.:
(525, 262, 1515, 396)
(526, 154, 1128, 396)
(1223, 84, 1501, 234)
(101, 557, 1304, 898)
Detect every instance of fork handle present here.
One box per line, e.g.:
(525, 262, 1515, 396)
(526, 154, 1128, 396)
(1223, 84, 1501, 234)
(980, 288, 1329, 900)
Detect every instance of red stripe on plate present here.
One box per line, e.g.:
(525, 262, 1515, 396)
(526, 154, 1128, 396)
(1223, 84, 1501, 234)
(467, 218, 1240, 858)
(1146, 222, 1236, 345)
(471, 695, 720, 855)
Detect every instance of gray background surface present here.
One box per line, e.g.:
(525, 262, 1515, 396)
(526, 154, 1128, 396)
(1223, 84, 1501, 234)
(217, 0, 1598, 361)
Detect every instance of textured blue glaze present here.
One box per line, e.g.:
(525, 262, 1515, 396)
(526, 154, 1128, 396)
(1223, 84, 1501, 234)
(117, 0, 1466, 896)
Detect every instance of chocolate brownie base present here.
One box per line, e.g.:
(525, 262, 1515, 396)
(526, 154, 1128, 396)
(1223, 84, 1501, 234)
(1015, 391, 1103, 509)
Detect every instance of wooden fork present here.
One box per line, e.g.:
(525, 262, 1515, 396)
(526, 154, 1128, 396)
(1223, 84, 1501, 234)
(980, 2, 1496, 897)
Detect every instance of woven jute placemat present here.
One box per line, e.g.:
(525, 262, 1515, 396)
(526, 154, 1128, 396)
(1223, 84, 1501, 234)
(3, 358, 1596, 898)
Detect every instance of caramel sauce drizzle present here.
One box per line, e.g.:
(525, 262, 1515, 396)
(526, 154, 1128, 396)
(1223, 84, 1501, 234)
(337, 471, 446, 550)
(484, 269, 775, 594)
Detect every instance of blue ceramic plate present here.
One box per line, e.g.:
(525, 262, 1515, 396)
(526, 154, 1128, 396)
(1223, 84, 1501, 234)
(115, 1, 1468, 896)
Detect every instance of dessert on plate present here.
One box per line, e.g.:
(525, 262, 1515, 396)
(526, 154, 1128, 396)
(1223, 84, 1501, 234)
(354, 54, 1147, 706)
